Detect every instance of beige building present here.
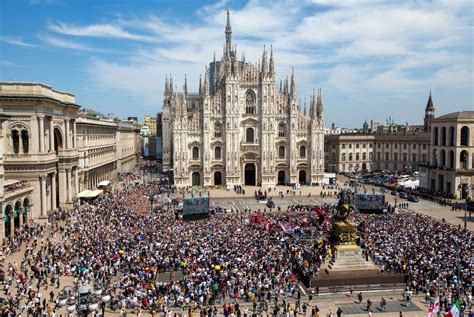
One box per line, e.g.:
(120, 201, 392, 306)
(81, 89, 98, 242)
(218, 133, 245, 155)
(116, 120, 140, 173)
(373, 132, 430, 173)
(325, 132, 430, 174)
(0, 112, 33, 241)
(422, 111, 474, 199)
(76, 114, 118, 192)
(324, 134, 375, 173)
(0, 82, 140, 245)
(76, 114, 140, 191)
(0, 82, 80, 223)
(325, 94, 432, 173)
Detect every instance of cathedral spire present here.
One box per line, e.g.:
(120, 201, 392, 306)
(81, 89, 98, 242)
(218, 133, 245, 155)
(310, 88, 316, 118)
(169, 75, 173, 95)
(199, 75, 202, 95)
(165, 74, 169, 96)
(225, 8, 232, 56)
(316, 88, 323, 120)
(304, 96, 307, 116)
(261, 45, 268, 76)
(290, 67, 296, 96)
(269, 44, 275, 77)
(184, 74, 188, 96)
(203, 66, 208, 95)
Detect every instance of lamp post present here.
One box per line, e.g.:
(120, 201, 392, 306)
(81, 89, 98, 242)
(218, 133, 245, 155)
(59, 284, 111, 317)
(148, 194, 155, 213)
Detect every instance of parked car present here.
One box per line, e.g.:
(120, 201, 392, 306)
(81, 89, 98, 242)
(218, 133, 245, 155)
(399, 192, 408, 199)
(391, 191, 399, 196)
(407, 195, 419, 202)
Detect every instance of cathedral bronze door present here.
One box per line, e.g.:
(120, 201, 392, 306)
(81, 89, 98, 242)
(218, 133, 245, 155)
(214, 171, 222, 186)
(277, 171, 286, 185)
(299, 170, 306, 185)
(244, 164, 256, 186)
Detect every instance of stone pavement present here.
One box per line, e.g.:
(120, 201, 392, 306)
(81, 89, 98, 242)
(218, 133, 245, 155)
(336, 300, 421, 315)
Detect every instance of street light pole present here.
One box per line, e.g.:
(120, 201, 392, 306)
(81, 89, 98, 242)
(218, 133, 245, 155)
(463, 200, 467, 231)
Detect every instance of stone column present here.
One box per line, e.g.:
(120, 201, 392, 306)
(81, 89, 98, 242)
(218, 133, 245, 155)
(65, 119, 70, 149)
(66, 168, 71, 202)
(50, 117, 55, 152)
(18, 133, 23, 154)
(0, 215, 4, 246)
(19, 209, 23, 226)
(40, 176, 46, 216)
(72, 120, 76, 148)
(58, 169, 67, 207)
(74, 168, 79, 196)
(38, 115, 45, 153)
(9, 210, 14, 240)
(51, 172, 57, 210)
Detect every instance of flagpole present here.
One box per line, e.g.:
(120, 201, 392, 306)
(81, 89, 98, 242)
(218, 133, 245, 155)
(457, 259, 462, 317)
(437, 275, 440, 317)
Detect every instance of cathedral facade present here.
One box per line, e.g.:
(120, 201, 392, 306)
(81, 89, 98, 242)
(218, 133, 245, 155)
(162, 10, 325, 187)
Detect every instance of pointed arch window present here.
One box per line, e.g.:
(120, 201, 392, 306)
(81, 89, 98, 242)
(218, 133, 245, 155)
(192, 147, 199, 159)
(299, 145, 306, 158)
(215, 146, 222, 159)
(246, 128, 254, 143)
(278, 123, 286, 137)
(279, 146, 285, 159)
(245, 91, 256, 114)
(214, 122, 222, 138)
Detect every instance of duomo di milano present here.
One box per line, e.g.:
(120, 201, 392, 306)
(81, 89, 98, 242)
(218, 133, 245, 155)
(162, 10, 325, 187)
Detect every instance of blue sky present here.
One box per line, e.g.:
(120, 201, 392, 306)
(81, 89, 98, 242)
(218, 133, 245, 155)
(1, 0, 472, 127)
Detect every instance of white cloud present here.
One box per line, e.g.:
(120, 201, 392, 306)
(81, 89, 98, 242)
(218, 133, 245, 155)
(39, 35, 103, 52)
(48, 22, 156, 42)
(0, 36, 38, 47)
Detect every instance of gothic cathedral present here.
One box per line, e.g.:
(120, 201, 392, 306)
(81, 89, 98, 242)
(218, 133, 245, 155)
(162, 10, 325, 187)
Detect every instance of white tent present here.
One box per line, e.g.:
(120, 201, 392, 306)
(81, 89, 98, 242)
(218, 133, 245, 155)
(400, 179, 419, 189)
(85, 189, 103, 198)
(97, 180, 110, 187)
(77, 190, 92, 198)
(77, 189, 102, 199)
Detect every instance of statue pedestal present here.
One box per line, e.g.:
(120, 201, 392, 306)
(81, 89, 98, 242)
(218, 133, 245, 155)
(309, 220, 405, 289)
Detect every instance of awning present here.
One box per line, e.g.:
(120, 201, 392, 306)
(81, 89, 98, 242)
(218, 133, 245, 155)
(98, 180, 110, 187)
(77, 189, 102, 199)
(85, 189, 103, 198)
(77, 190, 92, 198)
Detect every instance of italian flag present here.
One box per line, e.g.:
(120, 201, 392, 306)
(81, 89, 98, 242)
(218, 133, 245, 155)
(446, 299, 460, 317)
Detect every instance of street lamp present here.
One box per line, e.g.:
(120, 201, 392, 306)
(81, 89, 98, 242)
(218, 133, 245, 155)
(59, 284, 111, 317)
(148, 194, 155, 212)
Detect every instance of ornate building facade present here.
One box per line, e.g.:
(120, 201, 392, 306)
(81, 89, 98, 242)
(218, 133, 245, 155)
(421, 111, 473, 199)
(0, 82, 140, 245)
(162, 11, 325, 187)
(324, 93, 433, 173)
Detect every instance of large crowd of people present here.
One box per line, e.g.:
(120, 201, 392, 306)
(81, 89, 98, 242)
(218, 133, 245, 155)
(352, 211, 472, 312)
(0, 164, 471, 316)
